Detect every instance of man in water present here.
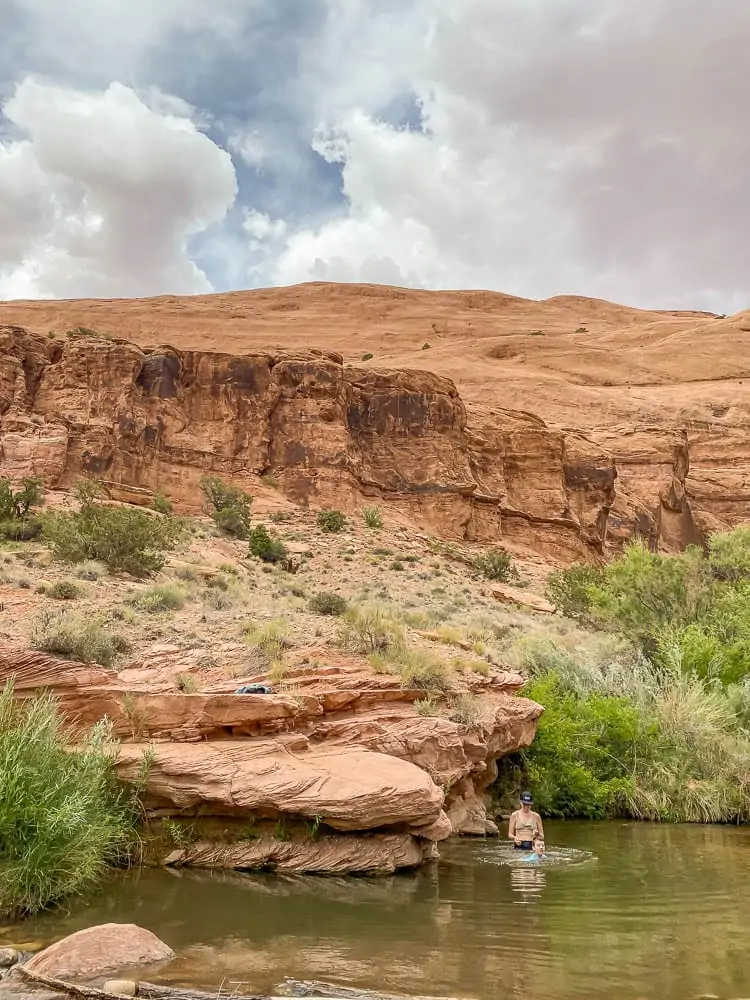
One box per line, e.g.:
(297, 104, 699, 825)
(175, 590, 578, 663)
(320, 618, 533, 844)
(508, 791, 545, 850)
(522, 836, 547, 864)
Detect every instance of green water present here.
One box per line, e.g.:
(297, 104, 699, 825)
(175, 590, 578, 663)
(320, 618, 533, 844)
(4, 823, 750, 1000)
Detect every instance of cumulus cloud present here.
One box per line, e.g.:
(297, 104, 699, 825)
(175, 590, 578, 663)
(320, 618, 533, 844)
(0, 77, 237, 298)
(0, 0, 748, 309)
(271, 0, 750, 311)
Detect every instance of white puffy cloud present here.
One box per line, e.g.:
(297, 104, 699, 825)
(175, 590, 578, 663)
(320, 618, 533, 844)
(270, 0, 750, 311)
(0, 77, 237, 298)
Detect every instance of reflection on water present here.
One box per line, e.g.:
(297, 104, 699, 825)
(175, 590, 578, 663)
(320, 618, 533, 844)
(4, 823, 750, 1000)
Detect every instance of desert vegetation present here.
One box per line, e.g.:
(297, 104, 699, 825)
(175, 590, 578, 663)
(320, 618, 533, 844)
(496, 532, 750, 823)
(0, 681, 136, 919)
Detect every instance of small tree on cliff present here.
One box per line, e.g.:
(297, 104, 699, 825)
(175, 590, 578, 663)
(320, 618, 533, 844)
(200, 476, 253, 539)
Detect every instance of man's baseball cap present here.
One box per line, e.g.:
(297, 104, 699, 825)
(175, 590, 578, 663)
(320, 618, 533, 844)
(520, 791, 533, 804)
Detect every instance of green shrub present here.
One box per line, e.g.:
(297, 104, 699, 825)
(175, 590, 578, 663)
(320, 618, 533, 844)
(545, 564, 601, 620)
(474, 547, 517, 582)
(248, 525, 287, 564)
(707, 526, 750, 582)
(46, 580, 83, 601)
(0, 682, 134, 919)
(0, 475, 44, 521)
(361, 353, 374, 361)
(0, 476, 44, 541)
(200, 476, 252, 539)
(151, 492, 173, 515)
(126, 583, 187, 614)
(362, 506, 383, 530)
(30, 609, 130, 668)
(43, 483, 180, 577)
(317, 509, 347, 533)
(243, 618, 290, 660)
(308, 591, 348, 616)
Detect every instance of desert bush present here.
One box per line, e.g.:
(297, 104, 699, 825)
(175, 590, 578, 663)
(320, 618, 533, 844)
(200, 476, 252, 539)
(126, 583, 187, 614)
(175, 673, 198, 693)
(151, 492, 173, 515)
(474, 547, 518, 583)
(396, 647, 451, 691)
(545, 564, 601, 620)
(448, 693, 483, 726)
(30, 609, 130, 668)
(317, 509, 347, 533)
(46, 579, 83, 601)
(362, 506, 383, 530)
(244, 618, 290, 661)
(0, 682, 134, 918)
(248, 524, 287, 563)
(43, 482, 180, 577)
(339, 604, 404, 653)
(0, 475, 45, 541)
(308, 591, 348, 616)
(74, 560, 107, 581)
(414, 694, 441, 716)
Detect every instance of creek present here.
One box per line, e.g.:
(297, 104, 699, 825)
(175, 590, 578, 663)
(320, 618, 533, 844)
(3, 822, 749, 1000)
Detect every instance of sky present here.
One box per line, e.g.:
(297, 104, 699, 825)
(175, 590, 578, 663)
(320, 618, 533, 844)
(0, 0, 747, 311)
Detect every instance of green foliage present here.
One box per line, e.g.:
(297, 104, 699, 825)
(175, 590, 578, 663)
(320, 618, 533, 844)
(317, 509, 347, 533)
(199, 476, 252, 539)
(151, 491, 173, 515)
(126, 583, 188, 614)
(0, 681, 134, 918)
(707, 525, 750, 582)
(46, 579, 83, 601)
(31, 609, 131, 668)
(362, 506, 383, 530)
(248, 524, 287, 564)
(545, 564, 601, 620)
(43, 481, 180, 577)
(590, 542, 707, 648)
(0, 476, 44, 541)
(361, 353, 374, 361)
(74, 560, 107, 581)
(474, 547, 517, 582)
(243, 618, 290, 661)
(308, 591, 348, 616)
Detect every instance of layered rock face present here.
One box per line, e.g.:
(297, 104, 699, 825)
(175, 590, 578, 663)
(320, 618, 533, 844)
(0, 325, 614, 560)
(1, 645, 541, 874)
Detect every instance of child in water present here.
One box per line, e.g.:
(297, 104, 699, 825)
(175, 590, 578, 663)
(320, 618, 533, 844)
(522, 836, 547, 863)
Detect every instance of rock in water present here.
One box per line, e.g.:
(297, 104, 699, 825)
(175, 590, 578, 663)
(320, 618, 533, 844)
(24, 925, 173, 980)
(0, 949, 20, 969)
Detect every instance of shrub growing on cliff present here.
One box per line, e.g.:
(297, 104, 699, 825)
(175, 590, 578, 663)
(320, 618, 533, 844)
(339, 604, 403, 653)
(248, 524, 287, 564)
(200, 476, 252, 539)
(474, 547, 518, 583)
(317, 509, 347, 534)
(126, 583, 188, 614)
(43, 480, 180, 577)
(151, 491, 173, 515)
(0, 681, 133, 919)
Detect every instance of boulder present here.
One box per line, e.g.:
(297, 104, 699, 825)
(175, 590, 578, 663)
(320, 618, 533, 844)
(23, 925, 173, 980)
(0, 951, 19, 970)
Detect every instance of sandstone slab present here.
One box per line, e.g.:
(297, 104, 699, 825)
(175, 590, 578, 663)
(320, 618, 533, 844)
(116, 740, 447, 835)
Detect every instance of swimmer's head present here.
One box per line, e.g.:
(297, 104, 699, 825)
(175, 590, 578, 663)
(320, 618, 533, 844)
(532, 836, 545, 855)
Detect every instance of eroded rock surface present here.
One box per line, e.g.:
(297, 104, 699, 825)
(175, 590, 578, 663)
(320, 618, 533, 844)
(0, 326, 614, 559)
